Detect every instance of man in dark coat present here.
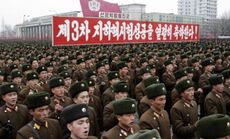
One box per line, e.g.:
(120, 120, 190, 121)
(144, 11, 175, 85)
(102, 98, 140, 139)
(171, 79, 198, 139)
(0, 83, 30, 139)
(16, 92, 63, 139)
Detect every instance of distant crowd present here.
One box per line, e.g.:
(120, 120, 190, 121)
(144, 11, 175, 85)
(0, 39, 230, 139)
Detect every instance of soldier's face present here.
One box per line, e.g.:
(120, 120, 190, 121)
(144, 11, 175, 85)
(64, 78, 72, 87)
(12, 77, 22, 85)
(67, 117, 90, 139)
(2, 92, 17, 107)
(88, 87, 95, 96)
(115, 92, 128, 100)
(151, 95, 166, 111)
(39, 71, 48, 81)
(182, 87, 195, 101)
(73, 91, 89, 105)
(0, 75, 4, 82)
(117, 113, 135, 128)
(214, 83, 224, 93)
(31, 105, 49, 123)
(52, 86, 65, 97)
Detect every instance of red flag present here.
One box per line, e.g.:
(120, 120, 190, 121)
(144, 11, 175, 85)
(80, 0, 121, 17)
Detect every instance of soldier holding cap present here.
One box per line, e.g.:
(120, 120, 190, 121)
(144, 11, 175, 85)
(0, 83, 29, 139)
(102, 98, 140, 139)
(17, 92, 63, 139)
(48, 77, 72, 121)
(61, 104, 97, 139)
(139, 83, 171, 139)
(171, 79, 198, 139)
(197, 114, 230, 139)
(18, 71, 43, 103)
(204, 74, 226, 115)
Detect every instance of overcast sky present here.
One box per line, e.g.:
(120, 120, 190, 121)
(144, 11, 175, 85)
(0, 0, 230, 30)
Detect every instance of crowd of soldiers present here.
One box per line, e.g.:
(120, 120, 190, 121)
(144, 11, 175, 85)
(0, 39, 230, 139)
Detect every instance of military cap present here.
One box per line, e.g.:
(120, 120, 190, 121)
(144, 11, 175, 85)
(86, 78, 95, 87)
(107, 71, 119, 80)
(176, 79, 193, 94)
(191, 57, 199, 64)
(201, 58, 214, 67)
(30, 57, 38, 64)
(24, 92, 50, 109)
(11, 69, 22, 79)
(164, 60, 172, 66)
(9, 64, 18, 71)
(61, 104, 89, 124)
(26, 71, 39, 81)
(85, 70, 97, 79)
(60, 59, 68, 65)
(181, 53, 188, 59)
(158, 51, 166, 57)
(77, 58, 85, 64)
(45, 62, 53, 67)
(21, 64, 31, 73)
(139, 67, 150, 76)
(145, 83, 167, 99)
(147, 64, 156, 69)
(95, 62, 105, 70)
(209, 74, 224, 85)
(84, 55, 91, 61)
(0, 69, 4, 76)
(222, 69, 230, 80)
(48, 77, 65, 89)
(69, 81, 89, 98)
(0, 83, 18, 95)
(36, 66, 47, 74)
(174, 69, 187, 80)
(127, 129, 161, 139)
(224, 51, 230, 58)
(113, 81, 129, 93)
(143, 76, 160, 88)
(57, 66, 68, 74)
(213, 55, 221, 61)
(117, 61, 128, 70)
(113, 98, 137, 115)
(197, 114, 230, 139)
(185, 67, 195, 73)
(103, 59, 109, 65)
(59, 71, 71, 79)
(140, 58, 147, 64)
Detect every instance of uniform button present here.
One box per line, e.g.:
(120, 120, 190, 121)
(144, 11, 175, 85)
(188, 123, 191, 126)
(187, 114, 189, 117)
(157, 127, 160, 130)
(153, 117, 156, 120)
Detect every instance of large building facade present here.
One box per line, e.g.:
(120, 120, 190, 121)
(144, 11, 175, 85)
(15, 2, 205, 40)
(177, 0, 217, 37)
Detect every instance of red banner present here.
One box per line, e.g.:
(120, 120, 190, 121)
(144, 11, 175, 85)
(80, 0, 121, 17)
(52, 16, 200, 46)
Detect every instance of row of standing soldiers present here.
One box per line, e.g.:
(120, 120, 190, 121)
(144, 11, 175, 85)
(0, 39, 230, 139)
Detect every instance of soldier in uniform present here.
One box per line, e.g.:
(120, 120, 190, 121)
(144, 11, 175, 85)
(18, 71, 43, 103)
(161, 60, 176, 114)
(48, 77, 72, 121)
(171, 68, 188, 105)
(138, 76, 160, 116)
(0, 68, 5, 85)
(86, 78, 103, 131)
(10, 69, 25, 92)
(102, 98, 140, 139)
(0, 83, 29, 139)
(59, 71, 73, 97)
(103, 81, 129, 131)
(199, 58, 214, 117)
(72, 58, 87, 82)
(16, 92, 63, 139)
(95, 61, 108, 94)
(69, 81, 100, 138)
(171, 79, 198, 139)
(61, 104, 98, 139)
(135, 67, 151, 102)
(197, 114, 230, 139)
(222, 69, 230, 115)
(102, 71, 120, 107)
(139, 83, 171, 139)
(223, 51, 230, 70)
(36, 65, 49, 92)
(204, 74, 226, 115)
